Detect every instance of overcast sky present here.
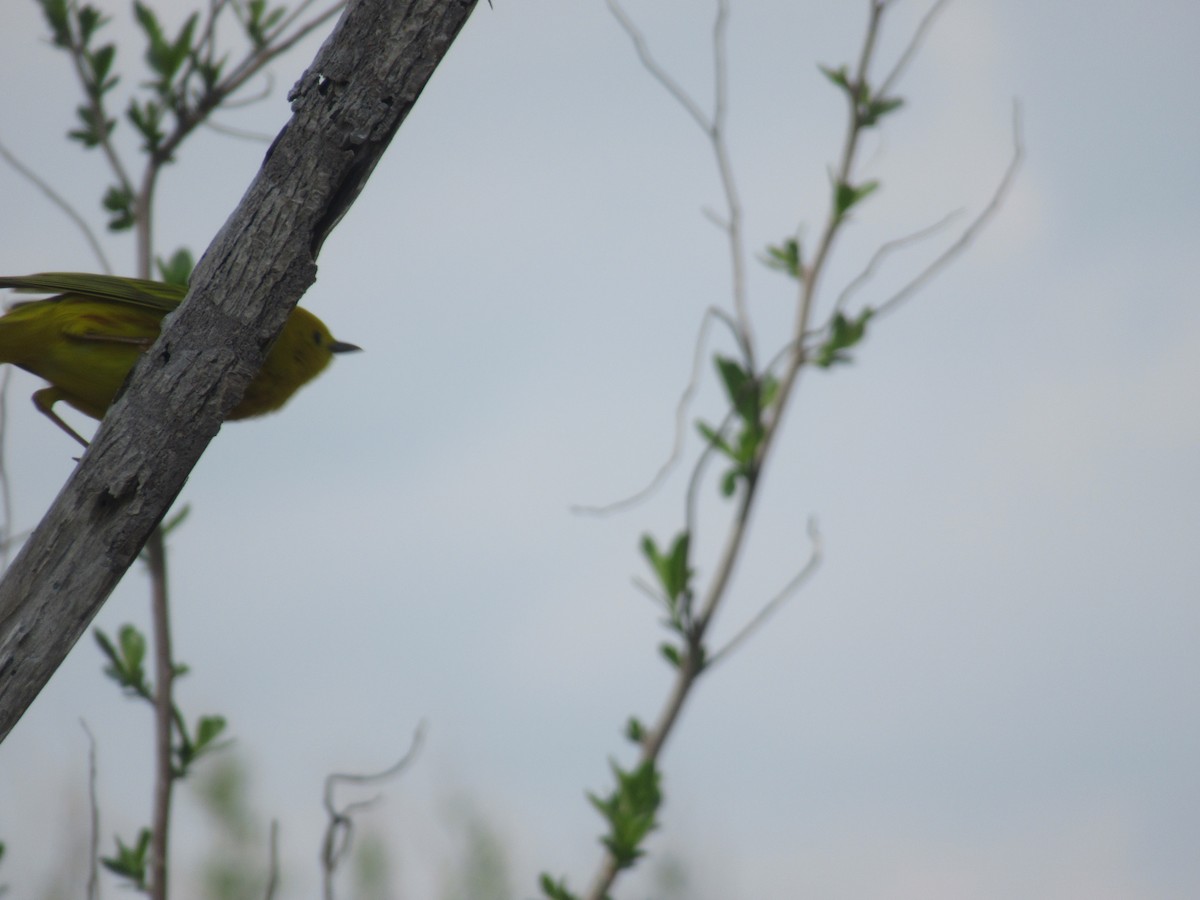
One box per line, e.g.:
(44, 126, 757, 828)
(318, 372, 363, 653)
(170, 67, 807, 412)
(0, 1, 1197, 898)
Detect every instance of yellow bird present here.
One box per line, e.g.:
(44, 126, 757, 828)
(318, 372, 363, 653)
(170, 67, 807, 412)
(0, 272, 359, 446)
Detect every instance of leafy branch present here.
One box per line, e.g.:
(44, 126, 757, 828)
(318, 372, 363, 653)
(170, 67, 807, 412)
(543, 2, 1021, 898)
(35, 0, 345, 274)
(93, 621, 227, 893)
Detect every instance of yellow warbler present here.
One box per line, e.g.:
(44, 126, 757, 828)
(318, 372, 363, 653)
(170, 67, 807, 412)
(0, 272, 359, 446)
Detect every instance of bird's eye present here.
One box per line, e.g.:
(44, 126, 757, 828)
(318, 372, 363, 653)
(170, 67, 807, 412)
(312, 329, 322, 345)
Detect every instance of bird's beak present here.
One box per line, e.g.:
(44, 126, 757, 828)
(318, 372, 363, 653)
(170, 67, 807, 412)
(329, 340, 362, 354)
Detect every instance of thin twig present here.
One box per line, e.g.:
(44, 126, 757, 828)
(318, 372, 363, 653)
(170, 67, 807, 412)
(875, 102, 1024, 319)
(195, 0, 230, 62)
(321, 722, 426, 900)
(264, 0, 324, 47)
(202, 118, 276, 143)
(706, 519, 823, 668)
(81, 720, 101, 900)
(708, 0, 753, 366)
(606, 0, 710, 132)
(0, 138, 112, 273)
(683, 402, 736, 541)
(217, 71, 276, 109)
(571, 306, 739, 516)
(608, 0, 753, 366)
(877, 0, 953, 100)
(146, 527, 173, 900)
(831, 209, 962, 317)
(633, 577, 664, 606)
(264, 820, 280, 900)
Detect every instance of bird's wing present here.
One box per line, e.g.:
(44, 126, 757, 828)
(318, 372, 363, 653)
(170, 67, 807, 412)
(0, 272, 186, 313)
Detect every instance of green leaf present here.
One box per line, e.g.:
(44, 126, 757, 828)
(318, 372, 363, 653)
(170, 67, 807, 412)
(659, 642, 681, 669)
(819, 64, 852, 94)
(539, 873, 579, 900)
(641, 532, 691, 603)
(664, 532, 690, 600)
(815, 308, 874, 368)
(69, 104, 114, 147)
(127, 98, 165, 152)
(77, 4, 107, 45)
(195, 715, 227, 751)
(94, 628, 118, 666)
(833, 178, 879, 219)
(102, 183, 135, 231)
(715, 356, 748, 411)
(241, 0, 287, 48)
(696, 419, 734, 458)
(133, 1, 163, 54)
(100, 828, 152, 888)
(89, 43, 116, 87)
(95, 624, 151, 694)
(624, 717, 645, 743)
(39, 0, 72, 46)
(591, 760, 662, 870)
(155, 249, 194, 287)
(119, 624, 146, 673)
(762, 237, 803, 280)
(197, 56, 225, 90)
(640, 534, 658, 566)
(720, 469, 739, 497)
(862, 94, 904, 127)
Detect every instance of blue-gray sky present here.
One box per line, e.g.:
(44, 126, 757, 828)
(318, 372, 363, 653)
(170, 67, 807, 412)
(0, 1, 1197, 897)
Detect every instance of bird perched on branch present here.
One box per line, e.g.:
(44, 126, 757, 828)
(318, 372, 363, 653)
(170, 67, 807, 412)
(0, 272, 359, 446)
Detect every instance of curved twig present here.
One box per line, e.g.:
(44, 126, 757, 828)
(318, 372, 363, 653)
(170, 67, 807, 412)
(202, 118, 276, 143)
(321, 722, 426, 900)
(832, 209, 962, 317)
(877, 0, 953, 101)
(875, 102, 1024, 319)
(605, 0, 711, 132)
(572, 307, 739, 516)
(706, 518, 823, 668)
(215, 71, 276, 110)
